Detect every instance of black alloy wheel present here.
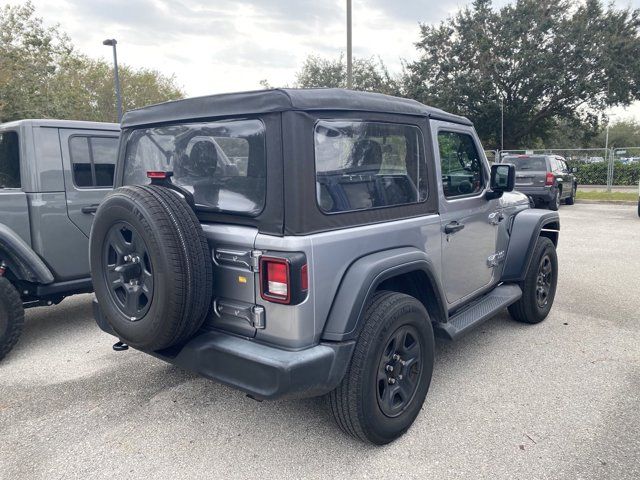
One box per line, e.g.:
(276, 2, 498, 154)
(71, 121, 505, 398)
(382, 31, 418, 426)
(103, 222, 154, 321)
(535, 254, 553, 309)
(376, 325, 423, 418)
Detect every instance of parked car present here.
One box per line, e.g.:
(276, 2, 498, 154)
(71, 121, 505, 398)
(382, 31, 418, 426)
(90, 89, 560, 444)
(0, 119, 119, 361)
(584, 156, 605, 164)
(500, 154, 577, 210)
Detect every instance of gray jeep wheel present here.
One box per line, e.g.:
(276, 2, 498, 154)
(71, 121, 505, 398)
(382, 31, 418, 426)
(508, 236, 558, 324)
(0, 277, 25, 361)
(328, 291, 434, 444)
(90, 185, 213, 351)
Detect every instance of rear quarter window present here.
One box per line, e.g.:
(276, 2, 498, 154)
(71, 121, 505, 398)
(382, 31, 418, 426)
(314, 120, 427, 213)
(69, 135, 119, 188)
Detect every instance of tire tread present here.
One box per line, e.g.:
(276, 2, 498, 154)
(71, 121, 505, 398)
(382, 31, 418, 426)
(0, 277, 25, 361)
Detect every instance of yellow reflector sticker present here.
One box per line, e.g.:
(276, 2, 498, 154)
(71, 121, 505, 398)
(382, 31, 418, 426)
(238, 276, 247, 284)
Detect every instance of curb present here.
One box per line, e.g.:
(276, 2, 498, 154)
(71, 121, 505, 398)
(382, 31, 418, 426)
(575, 199, 638, 205)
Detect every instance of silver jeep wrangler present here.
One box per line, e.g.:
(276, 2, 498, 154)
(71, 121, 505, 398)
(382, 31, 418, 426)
(90, 89, 560, 444)
(0, 120, 119, 361)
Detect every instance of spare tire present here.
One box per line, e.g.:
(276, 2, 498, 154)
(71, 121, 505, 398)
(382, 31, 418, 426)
(89, 185, 213, 351)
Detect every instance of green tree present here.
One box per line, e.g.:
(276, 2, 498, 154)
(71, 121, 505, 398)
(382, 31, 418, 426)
(295, 54, 400, 95)
(0, 2, 184, 123)
(590, 119, 640, 148)
(403, 0, 640, 149)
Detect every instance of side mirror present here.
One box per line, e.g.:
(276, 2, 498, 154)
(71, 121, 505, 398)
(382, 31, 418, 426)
(486, 163, 515, 199)
(571, 167, 577, 173)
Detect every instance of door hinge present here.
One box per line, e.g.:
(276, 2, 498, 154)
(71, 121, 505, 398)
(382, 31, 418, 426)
(487, 250, 506, 267)
(251, 305, 265, 329)
(250, 250, 262, 272)
(488, 211, 504, 225)
(214, 299, 266, 329)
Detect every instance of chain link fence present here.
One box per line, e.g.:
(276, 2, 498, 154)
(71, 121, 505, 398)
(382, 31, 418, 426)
(499, 148, 640, 189)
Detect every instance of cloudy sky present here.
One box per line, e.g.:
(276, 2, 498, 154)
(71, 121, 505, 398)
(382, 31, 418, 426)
(8, 0, 640, 120)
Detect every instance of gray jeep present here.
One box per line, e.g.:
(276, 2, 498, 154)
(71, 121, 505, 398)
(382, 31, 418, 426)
(0, 119, 119, 360)
(90, 89, 560, 444)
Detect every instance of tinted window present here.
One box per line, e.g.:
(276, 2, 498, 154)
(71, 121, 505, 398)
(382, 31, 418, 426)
(123, 120, 266, 216)
(314, 120, 427, 213)
(549, 158, 560, 172)
(0, 131, 21, 189)
(438, 131, 484, 198)
(559, 160, 568, 173)
(69, 136, 118, 188)
(503, 156, 547, 170)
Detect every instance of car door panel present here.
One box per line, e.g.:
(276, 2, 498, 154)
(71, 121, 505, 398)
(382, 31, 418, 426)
(431, 121, 501, 306)
(58, 129, 119, 237)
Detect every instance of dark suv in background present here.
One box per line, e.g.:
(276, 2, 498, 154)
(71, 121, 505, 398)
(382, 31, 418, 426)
(501, 154, 577, 210)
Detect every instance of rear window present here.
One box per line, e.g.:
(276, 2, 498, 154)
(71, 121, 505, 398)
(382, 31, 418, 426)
(0, 131, 20, 189)
(69, 136, 119, 188)
(123, 120, 266, 216)
(503, 156, 547, 170)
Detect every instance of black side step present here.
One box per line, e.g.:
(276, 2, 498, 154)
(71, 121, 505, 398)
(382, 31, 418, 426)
(434, 284, 522, 341)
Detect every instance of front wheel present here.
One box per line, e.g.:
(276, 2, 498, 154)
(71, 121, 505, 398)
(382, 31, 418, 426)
(508, 236, 558, 324)
(0, 277, 25, 361)
(328, 291, 434, 444)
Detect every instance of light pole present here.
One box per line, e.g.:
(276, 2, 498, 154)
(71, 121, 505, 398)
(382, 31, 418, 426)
(346, 0, 353, 89)
(604, 114, 616, 192)
(500, 96, 504, 152)
(103, 38, 123, 122)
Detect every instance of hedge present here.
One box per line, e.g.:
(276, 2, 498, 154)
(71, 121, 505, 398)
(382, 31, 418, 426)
(565, 160, 640, 186)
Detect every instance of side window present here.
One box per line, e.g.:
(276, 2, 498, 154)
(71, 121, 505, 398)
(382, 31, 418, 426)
(69, 136, 118, 188)
(314, 120, 427, 213)
(549, 158, 559, 172)
(437, 131, 484, 198)
(0, 131, 21, 189)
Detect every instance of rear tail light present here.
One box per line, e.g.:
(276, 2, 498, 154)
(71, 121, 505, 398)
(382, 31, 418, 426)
(266, 260, 288, 298)
(301, 264, 309, 291)
(259, 254, 308, 305)
(545, 172, 555, 186)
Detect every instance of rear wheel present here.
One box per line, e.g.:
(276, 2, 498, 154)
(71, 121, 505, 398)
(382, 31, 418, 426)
(90, 185, 213, 351)
(0, 277, 25, 361)
(508, 236, 558, 324)
(548, 189, 560, 211)
(565, 184, 576, 205)
(328, 291, 434, 444)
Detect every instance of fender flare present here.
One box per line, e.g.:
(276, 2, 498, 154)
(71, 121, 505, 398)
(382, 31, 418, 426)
(321, 247, 448, 342)
(0, 223, 54, 284)
(501, 209, 560, 283)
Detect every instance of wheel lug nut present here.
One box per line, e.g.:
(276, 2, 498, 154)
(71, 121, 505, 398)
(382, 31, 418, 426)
(386, 365, 394, 372)
(400, 360, 406, 366)
(388, 378, 396, 384)
(392, 354, 400, 361)
(398, 374, 403, 380)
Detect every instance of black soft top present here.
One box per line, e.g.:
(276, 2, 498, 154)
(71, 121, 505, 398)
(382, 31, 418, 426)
(121, 88, 472, 128)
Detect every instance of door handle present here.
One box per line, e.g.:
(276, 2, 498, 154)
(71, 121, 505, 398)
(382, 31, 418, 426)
(81, 204, 99, 214)
(444, 221, 465, 234)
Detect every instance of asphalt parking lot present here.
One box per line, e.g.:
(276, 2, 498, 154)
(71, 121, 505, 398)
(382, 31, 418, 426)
(1, 203, 638, 480)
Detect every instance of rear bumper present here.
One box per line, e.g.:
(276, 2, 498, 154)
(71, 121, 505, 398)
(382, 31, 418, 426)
(93, 300, 354, 400)
(514, 186, 555, 203)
